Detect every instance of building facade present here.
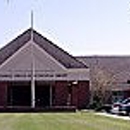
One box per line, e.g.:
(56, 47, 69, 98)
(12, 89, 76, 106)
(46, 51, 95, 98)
(77, 56, 130, 102)
(0, 29, 90, 110)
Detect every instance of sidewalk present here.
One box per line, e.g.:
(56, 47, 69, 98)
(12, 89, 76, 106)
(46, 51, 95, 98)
(96, 112, 130, 120)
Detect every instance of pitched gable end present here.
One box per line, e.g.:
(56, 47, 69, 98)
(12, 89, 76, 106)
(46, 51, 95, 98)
(0, 28, 87, 69)
(33, 30, 87, 68)
(0, 29, 31, 65)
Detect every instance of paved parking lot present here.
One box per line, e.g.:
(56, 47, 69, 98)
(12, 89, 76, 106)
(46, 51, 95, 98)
(96, 112, 130, 120)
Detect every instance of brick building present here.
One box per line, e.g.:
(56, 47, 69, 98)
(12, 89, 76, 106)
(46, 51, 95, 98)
(0, 28, 89, 110)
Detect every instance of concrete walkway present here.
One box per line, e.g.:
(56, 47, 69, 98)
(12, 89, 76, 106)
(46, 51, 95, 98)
(96, 112, 130, 120)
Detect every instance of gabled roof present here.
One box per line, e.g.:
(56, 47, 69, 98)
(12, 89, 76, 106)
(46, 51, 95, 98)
(0, 28, 87, 69)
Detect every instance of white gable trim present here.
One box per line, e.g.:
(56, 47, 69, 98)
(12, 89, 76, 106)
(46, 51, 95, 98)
(31, 41, 67, 70)
(0, 41, 31, 69)
(0, 40, 67, 70)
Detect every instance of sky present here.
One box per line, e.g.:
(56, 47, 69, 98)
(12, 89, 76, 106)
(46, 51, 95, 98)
(0, 0, 130, 56)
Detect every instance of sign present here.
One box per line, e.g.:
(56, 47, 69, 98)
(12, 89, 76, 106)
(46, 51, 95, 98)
(0, 73, 67, 78)
(0, 68, 89, 81)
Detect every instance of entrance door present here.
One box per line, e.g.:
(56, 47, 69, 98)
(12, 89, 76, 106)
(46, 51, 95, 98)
(35, 85, 50, 107)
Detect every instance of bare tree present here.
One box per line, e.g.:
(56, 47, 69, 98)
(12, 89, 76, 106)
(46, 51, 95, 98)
(90, 60, 117, 108)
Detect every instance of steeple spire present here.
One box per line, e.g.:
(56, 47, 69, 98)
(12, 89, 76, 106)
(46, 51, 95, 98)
(30, 10, 34, 41)
(31, 10, 34, 29)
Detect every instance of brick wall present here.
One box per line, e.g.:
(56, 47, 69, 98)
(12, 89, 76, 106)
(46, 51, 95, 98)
(54, 81, 68, 106)
(0, 82, 8, 107)
(53, 81, 90, 109)
(78, 81, 89, 109)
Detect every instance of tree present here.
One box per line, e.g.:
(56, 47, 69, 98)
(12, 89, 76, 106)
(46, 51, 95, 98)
(89, 60, 117, 108)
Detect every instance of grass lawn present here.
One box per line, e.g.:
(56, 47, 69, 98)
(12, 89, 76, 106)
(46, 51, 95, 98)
(0, 112, 129, 130)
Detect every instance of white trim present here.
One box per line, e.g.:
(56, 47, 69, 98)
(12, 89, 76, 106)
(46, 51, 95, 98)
(67, 68, 89, 72)
(0, 41, 31, 69)
(0, 40, 67, 71)
(32, 41, 67, 70)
